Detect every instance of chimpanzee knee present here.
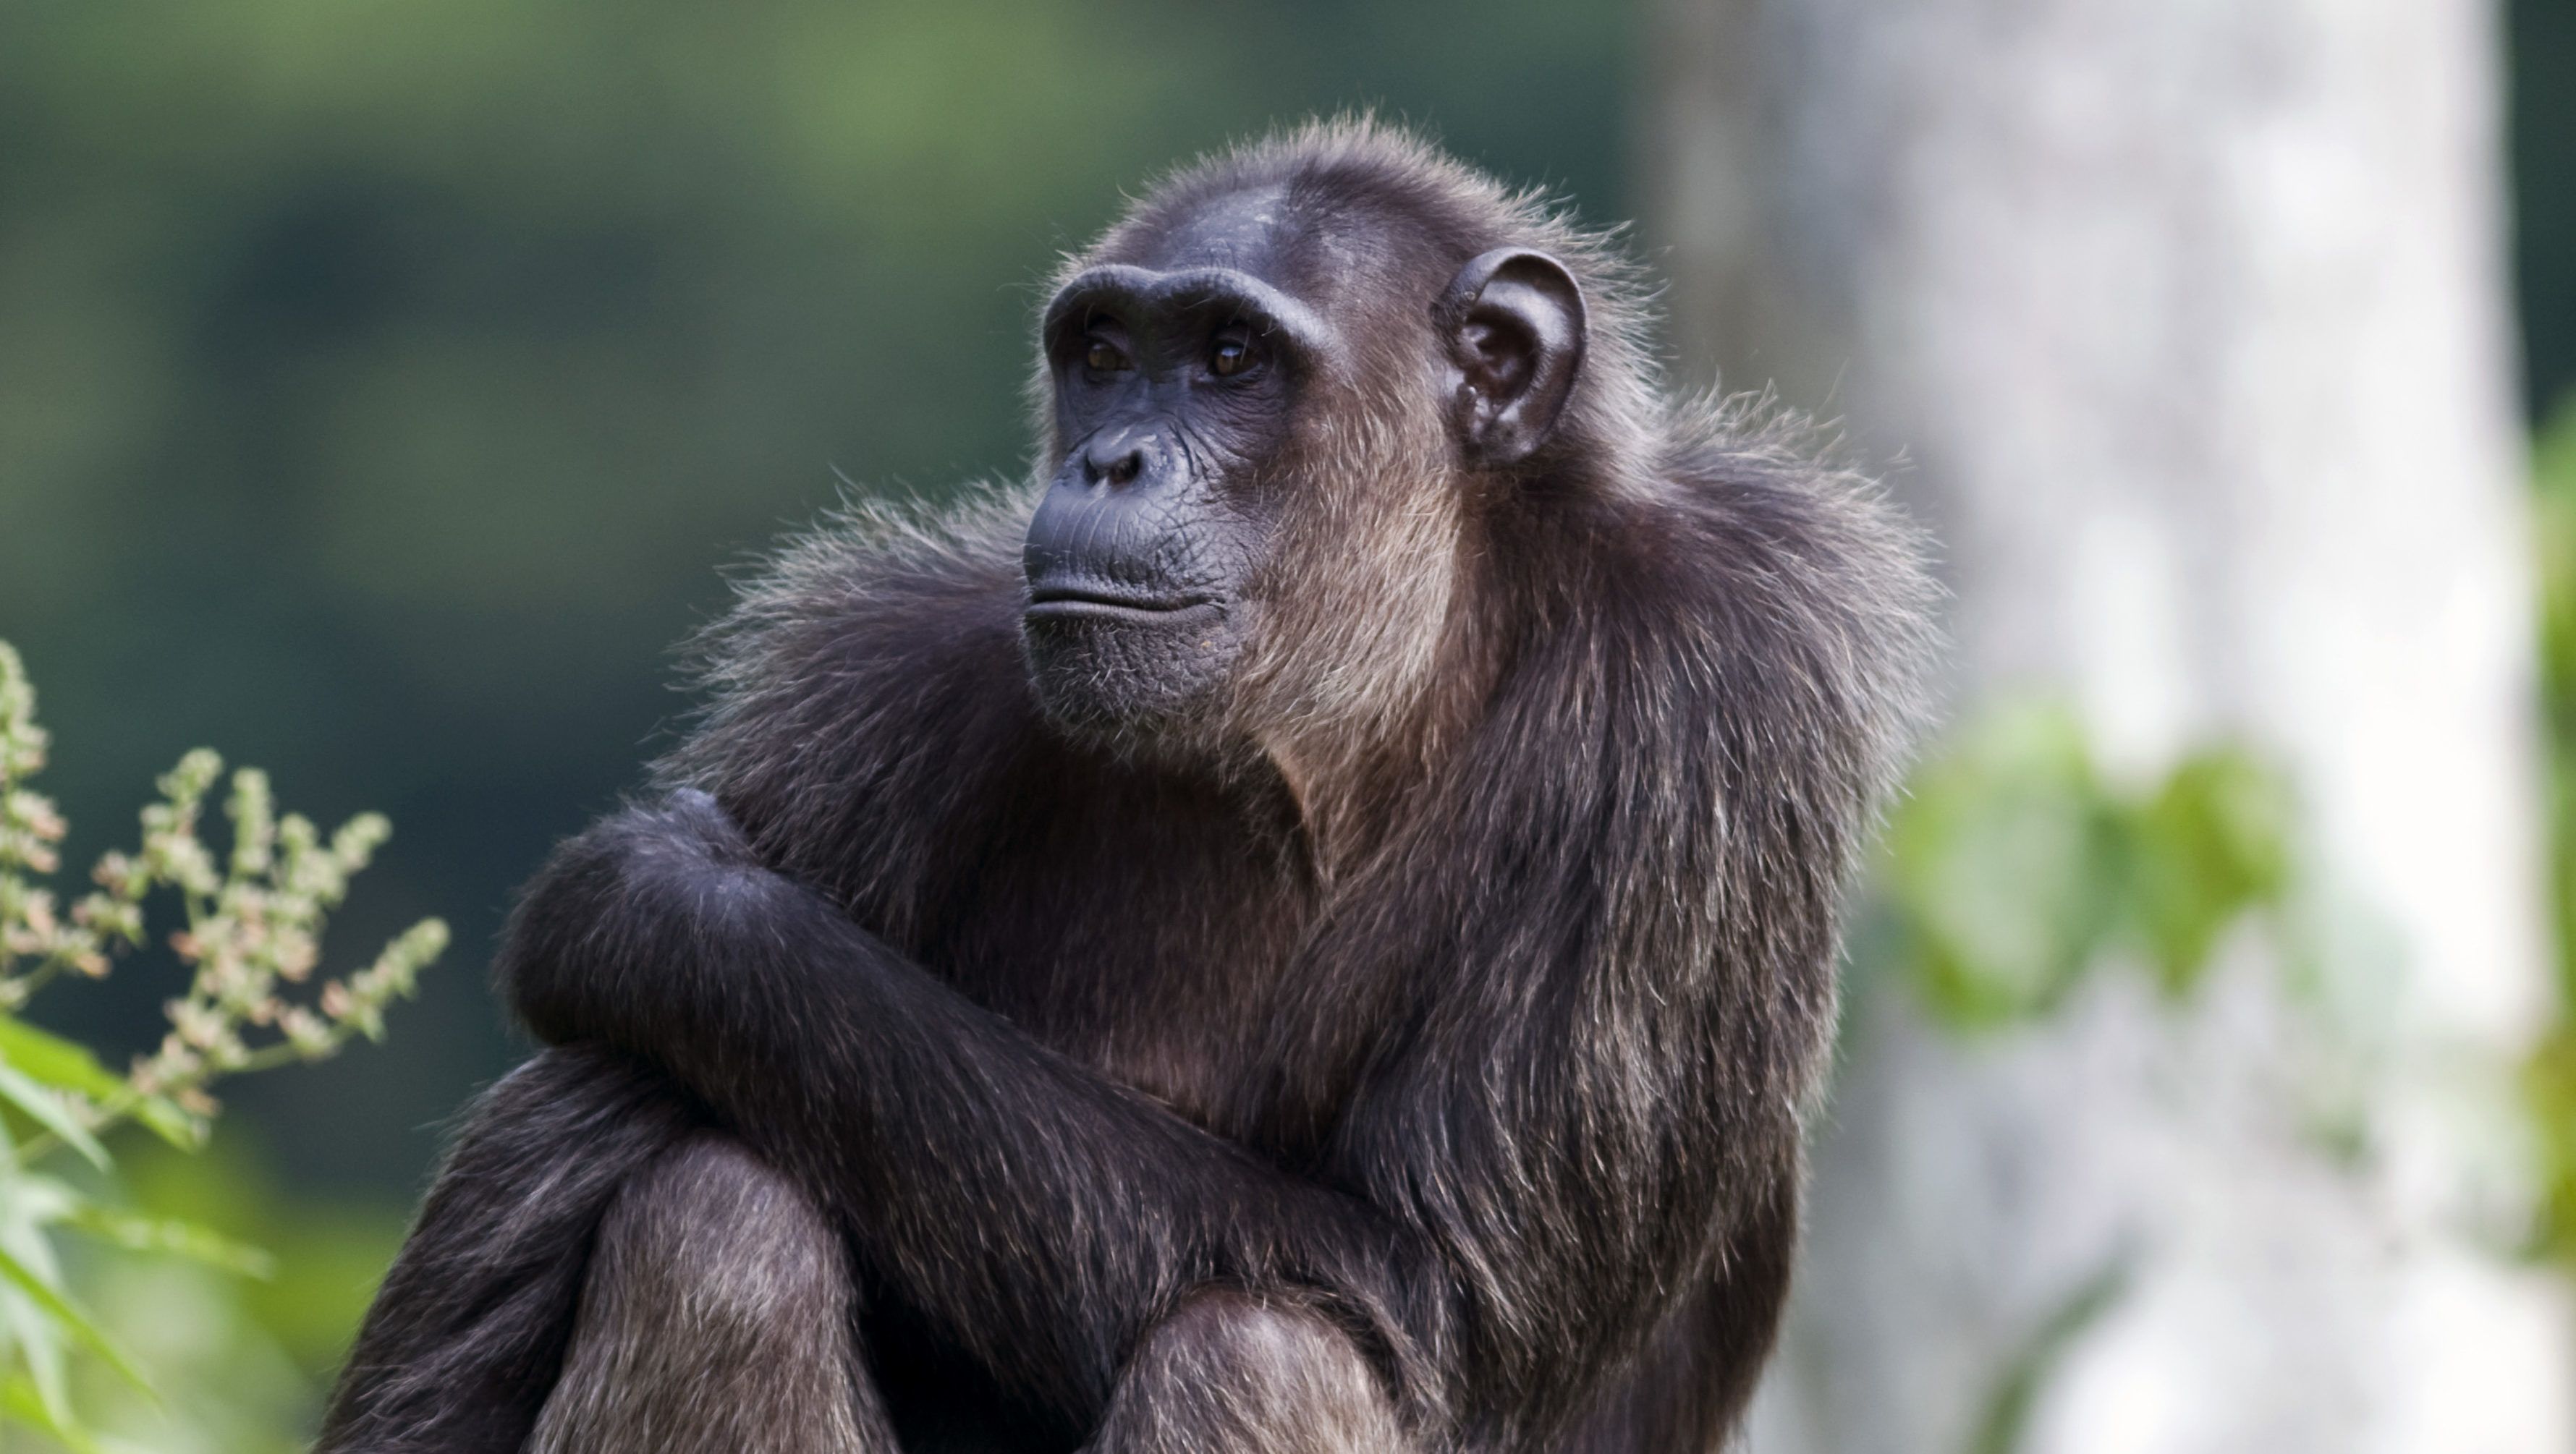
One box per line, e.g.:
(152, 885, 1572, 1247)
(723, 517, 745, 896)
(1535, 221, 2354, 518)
(316, 1047, 706, 1454)
(1088, 1288, 1407, 1454)
(530, 1131, 889, 1454)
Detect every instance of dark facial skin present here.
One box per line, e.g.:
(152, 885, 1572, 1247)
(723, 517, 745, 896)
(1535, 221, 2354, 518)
(1020, 191, 1585, 739)
(1018, 256, 1327, 731)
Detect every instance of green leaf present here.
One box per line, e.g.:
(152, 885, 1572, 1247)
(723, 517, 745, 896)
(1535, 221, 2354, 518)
(0, 1197, 80, 1434)
(1887, 702, 2124, 1029)
(2, 1284, 72, 1434)
(0, 1019, 120, 1101)
(62, 1205, 274, 1279)
(0, 1372, 105, 1454)
(0, 1065, 106, 1172)
(0, 1241, 155, 1399)
(0, 1017, 199, 1151)
(1886, 702, 2298, 1035)
(1, 1173, 83, 1226)
(127, 1098, 204, 1151)
(2124, 748, 2292, 996)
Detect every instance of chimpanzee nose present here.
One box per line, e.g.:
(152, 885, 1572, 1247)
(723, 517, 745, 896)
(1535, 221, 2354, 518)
(1082, 427, 1156, 488)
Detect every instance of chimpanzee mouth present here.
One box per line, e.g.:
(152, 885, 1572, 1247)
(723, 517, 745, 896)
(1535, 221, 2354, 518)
(1023, 586, 1219, 622)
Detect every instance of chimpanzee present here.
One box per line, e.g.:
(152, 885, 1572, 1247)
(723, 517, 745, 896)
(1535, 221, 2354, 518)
(318, 119, 1934, 1454)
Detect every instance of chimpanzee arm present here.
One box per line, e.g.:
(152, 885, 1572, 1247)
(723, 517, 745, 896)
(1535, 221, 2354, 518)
(495, 789, 1452, 1427)
(503, 561, 1880, 1451)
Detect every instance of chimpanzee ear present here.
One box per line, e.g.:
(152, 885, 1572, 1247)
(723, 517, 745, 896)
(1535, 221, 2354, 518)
(1433, 248, 1586, 467)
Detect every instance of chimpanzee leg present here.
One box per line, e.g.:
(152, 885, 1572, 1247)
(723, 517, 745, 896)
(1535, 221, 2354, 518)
(528, 1131, 893, 1454)
(317, 1045, 705, 1454)
(1085, 1288, 1407, 1454)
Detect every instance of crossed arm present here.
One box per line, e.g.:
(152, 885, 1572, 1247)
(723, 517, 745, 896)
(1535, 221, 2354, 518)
(493, 790, 1449, 1425)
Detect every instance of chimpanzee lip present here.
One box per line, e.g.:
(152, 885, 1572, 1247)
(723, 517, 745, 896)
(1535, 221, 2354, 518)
(1023, 586, 1216, 619)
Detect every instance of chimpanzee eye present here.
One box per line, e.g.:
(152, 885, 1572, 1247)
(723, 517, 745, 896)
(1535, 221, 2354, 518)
(1084, 339, 1129, 373)
(1208, 329, 1255, 378)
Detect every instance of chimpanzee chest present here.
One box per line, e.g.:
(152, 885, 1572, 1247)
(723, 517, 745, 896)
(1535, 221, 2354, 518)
(907, 764, 1320, 1139)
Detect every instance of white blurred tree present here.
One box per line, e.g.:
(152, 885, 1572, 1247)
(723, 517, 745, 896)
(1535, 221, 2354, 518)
(1641, 2, 2575, 1450)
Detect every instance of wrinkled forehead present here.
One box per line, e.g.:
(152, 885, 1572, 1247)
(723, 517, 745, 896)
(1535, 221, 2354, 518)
(1143, 184, 1297, 273)
(1100, 183, 1423, 318)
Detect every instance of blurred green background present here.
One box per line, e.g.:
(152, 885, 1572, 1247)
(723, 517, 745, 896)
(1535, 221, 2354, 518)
(1, 0, 1638, 1197)
(0, 0, 2571, 1444)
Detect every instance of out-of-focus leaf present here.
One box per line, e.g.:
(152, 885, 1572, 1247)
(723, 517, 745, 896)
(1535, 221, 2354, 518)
(0, 1190, 84, 1432)
(2125, 749, 2293, 997)
(2525, 396, 2576, 1267)
(0, 1019, 118, 1100)
(0, 1372, 105, 1454)
(1887, 702, 2124, 1029)
(2527, 1022, 2576, 1262)
(3, 1174, 80, 1227)
(2, 1285, 71, 1432)
(0, 1064, 106, 1171)
(0, 1018, 197, 1151)
(1886, 701, 2293, 1032)
(62, 1206, 275, 1280)
(2535, 396, 2576, 1013)
(0, 1241, 154, 1398)
(127, 1097, 206, 1152)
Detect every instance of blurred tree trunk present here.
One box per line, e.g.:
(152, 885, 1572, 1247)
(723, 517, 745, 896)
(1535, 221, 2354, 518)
(1642, 2, 2574, 1450)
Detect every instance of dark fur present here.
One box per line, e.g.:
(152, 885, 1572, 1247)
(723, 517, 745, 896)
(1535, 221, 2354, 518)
(318, 120, 1933, 1454)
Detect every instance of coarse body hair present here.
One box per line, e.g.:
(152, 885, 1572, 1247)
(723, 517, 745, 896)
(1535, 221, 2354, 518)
(317, 119, 1936, 1454)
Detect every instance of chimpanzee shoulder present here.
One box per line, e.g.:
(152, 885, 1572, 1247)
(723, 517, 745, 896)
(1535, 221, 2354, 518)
(655, 485, 1063, 920)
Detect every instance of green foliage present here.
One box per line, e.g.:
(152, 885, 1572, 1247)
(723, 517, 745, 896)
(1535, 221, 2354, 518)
(75, 1136, 411, 1454)
(2521, 394, 2576, 1264)
(0, 641, 439, 1449)
(1863, 698, 2299, 1453)
(1881, 707, 2299, 1452)
(2533, 393, 2576, 1000)
(1886, 701, 2293, 1032)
